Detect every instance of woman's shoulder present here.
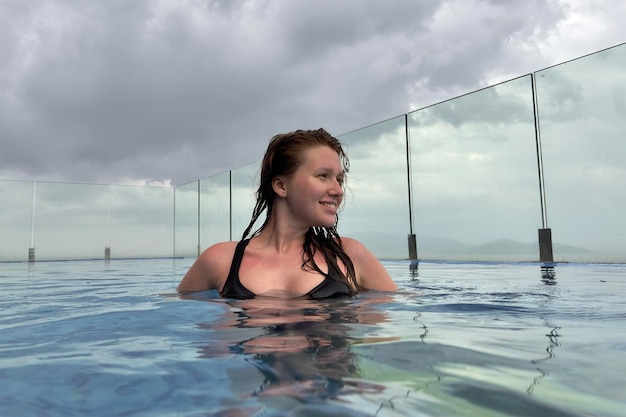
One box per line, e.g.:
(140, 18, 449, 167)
(177, 240, 239, 293)
(338, 236, 377, 266)
(339, 236, 398, 292)
(339, 236, 370, 257)
(207, 240, 239, 252)
(199, 240, 239, 263)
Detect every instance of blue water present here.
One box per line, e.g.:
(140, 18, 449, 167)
(0, 259, 624, 416)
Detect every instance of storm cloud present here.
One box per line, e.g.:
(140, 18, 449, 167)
(1, 0, 624, 185)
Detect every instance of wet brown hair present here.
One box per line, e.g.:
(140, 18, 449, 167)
(241, 128, 359, 293)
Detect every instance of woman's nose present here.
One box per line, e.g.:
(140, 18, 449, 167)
(329, 179, 344, 196)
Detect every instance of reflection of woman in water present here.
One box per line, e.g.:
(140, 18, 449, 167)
(178, 128, 397, 298)
(197, 296, 394, 404)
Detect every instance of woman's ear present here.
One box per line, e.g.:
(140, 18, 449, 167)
(272, 176, 288, 198)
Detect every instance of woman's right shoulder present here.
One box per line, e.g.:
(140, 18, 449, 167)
(177, 241, 239, 293)
(199, 241, 239, 264)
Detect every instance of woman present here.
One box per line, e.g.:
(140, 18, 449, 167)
(177, 128, 397, 298)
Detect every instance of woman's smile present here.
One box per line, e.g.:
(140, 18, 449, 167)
(320, 201, 338, 210)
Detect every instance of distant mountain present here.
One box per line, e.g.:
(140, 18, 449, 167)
(346, 232, 593, 261)
(417, 236, 593, 261)
(552, 242, 594, 254)
(420, 236, 592, 257)
(474, 239, 536, 254)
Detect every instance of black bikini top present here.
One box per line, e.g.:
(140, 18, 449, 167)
(220, 239, 354, 300)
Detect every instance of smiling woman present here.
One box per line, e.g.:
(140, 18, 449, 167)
(177, 128, 398, 298)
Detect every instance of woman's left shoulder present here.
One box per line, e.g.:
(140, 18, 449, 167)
(339, 237, 375, 261)
(339, 236, 398, 292)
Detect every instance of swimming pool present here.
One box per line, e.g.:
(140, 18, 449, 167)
(0, 259, 623, 416)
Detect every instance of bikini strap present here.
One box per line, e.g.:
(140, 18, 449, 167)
(226, 238, 251, 281)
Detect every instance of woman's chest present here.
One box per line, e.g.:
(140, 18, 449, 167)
(238, 251, 329, 296)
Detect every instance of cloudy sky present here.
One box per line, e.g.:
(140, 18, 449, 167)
(2, 0, 625, 186)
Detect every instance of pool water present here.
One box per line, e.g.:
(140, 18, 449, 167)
(0, 259, 624, 416)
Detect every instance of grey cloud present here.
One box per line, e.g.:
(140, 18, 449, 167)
(0, 0, 622, 186)
(415, 78, 534, 129)
(417, 0, 567, 91)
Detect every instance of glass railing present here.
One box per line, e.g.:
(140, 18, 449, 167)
(2, 42, 624, 263)
(408, 75, 541, 261)
(338, 116, 411, 259)
(111, 184, 174, 259)
(230, 162, 262, 240)
(0, 180, 35, 262)
(174, 180, 199, 258)
(32, 181, 110, 260)
(0, 180, 174, 261)
(536, 44, 626, 262)
(200, 171, 231, 248)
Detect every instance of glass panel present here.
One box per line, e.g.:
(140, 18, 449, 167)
(0, 180, 35, 262)
(409, 75, 541, 261)
(174, 181, 199, 258)
(200, 171, 231, 249)
(33, 182, 109, 260)
(108, 185, 173, 258)
(537, 44, 626, 262)
(338, 117, 410, 259)
(230, 162, 261, 240)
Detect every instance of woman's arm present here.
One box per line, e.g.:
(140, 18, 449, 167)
(342, 237, 398, 292)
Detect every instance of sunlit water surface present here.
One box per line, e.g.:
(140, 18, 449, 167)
(1, 259, 624, 416)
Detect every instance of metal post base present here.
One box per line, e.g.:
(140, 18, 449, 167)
(407, 234, 418, 260)
(538, 228, 554, 262)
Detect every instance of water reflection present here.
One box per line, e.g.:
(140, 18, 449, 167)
(409, 260, 419, 280)
(541, 262, 557, 285)
(412, 312, 429, 343)
(529, 267, 562, 398)
(196, 295, 396, 406)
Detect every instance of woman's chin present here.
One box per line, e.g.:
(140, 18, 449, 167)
(314, 220, 337, 229)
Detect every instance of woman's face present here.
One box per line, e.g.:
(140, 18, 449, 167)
(282, 145, 344, 229)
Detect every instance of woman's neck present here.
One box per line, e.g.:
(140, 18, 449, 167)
(253, 215, 308, 254)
